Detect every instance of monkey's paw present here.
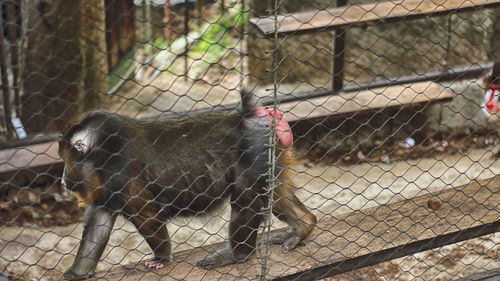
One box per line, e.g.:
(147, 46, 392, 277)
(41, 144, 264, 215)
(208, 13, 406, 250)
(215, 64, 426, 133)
(62, 271, 91, 280)
(144, 259, 165, 270)
(268, 228, 303, 253)
(281, 236, 302, 253)
(196, 247, 239, 269)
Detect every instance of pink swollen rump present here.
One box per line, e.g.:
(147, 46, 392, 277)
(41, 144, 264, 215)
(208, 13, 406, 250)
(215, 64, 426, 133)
(255, 107, 293, 148)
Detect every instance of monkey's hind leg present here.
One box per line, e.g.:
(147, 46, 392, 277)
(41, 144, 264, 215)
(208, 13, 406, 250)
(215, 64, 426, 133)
(197, 190, 264, 269)
(270, 182, 316, 253)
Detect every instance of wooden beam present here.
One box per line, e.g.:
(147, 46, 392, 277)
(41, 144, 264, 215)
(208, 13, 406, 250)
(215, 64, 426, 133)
(0, 142, 59, 173)
(93, 174, 500, 280)
(0, 81, 452, 178)
(0, 141, 62, 183)
(250, 0, 500, 36)
(279, 81, 453, 122)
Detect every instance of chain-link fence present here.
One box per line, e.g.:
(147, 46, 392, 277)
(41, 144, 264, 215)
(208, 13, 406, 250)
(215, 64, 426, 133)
(1, 0, 500, 280)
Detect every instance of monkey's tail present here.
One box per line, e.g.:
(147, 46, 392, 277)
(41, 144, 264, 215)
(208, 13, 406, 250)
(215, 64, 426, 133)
(240, 88, 260, 116)
(238, 88, 269, 191)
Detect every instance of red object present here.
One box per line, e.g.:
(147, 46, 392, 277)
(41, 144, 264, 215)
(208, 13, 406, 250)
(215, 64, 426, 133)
(486, 84, 500, 114)
(255, 107, 293, 148)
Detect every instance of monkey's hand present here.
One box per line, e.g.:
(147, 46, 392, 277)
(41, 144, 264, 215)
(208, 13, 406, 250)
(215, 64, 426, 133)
(196, 247, 243, 269)
(144, 259, 165, 270)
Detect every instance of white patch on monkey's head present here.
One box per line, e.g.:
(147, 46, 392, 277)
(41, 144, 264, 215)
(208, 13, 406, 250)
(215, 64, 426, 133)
(70, 128, 93, 154)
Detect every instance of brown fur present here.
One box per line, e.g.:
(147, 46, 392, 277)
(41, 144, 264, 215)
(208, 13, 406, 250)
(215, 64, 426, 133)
(59, 99, 316, 279)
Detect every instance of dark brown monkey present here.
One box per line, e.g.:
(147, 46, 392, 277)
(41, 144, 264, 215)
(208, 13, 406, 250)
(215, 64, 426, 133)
(59, 90, 316, 279)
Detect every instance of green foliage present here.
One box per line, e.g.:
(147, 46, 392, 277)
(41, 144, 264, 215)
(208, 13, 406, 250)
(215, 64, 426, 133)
(143, 37, 169, 54)
(140, 3, 247, 74)
(108, 49, 136, 95)
(190, 4, 247, 64)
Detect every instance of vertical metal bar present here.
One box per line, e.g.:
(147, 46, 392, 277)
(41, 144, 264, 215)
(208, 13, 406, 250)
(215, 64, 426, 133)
(184, 0, 189, 81)
(144, 0, 152, 49)
(196, 0, 202, 27)
(489, 7, 500, 61)
(5, 0, 19, 117)
(0, 2, 13, 141)
(260, 0, 280, 279)
(445, 14, 452, 68)
(240, 0, 246, 85)
(164, 0, 172, 43)
(332, 0, 346, 93)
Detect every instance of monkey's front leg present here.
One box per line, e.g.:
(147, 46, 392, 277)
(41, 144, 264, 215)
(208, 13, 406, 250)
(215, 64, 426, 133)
(63, 206, 117, 280)
(129, 210, 172, 271)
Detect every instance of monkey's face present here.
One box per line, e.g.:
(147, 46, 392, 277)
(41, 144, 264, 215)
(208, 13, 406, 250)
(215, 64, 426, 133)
(60, 159, 91, 192)
(482, 84, 500, 118)
(58, 126, 103, 202)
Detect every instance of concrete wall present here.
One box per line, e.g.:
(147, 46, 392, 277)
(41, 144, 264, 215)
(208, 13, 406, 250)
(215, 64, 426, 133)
(247, 0, 335, 88)
(247, 2, 496, 87)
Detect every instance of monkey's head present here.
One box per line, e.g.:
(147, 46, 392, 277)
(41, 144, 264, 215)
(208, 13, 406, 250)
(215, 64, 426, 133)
(58, 123, 103, 204)
(482, 62, 500, 119)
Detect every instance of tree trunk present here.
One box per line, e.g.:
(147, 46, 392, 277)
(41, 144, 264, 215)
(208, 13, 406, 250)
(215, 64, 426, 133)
(20, 0, 107, 133)
(105, 0, 135, 72)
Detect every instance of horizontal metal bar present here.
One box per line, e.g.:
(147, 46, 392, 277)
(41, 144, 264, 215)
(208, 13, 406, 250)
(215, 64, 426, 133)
(260, 62, 492, 105)
(0, 62, 492, 149)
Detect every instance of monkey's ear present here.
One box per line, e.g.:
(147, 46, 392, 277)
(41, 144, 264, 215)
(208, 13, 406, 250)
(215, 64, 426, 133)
(73, 139, 90, 154)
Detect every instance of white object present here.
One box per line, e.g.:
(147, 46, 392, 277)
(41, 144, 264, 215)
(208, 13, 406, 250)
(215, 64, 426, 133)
(11, 117, 27, 139)
(405, 137, 415, 148)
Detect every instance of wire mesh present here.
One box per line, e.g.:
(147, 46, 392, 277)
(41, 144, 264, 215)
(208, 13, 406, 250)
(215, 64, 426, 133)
(0, 0, 499, 280)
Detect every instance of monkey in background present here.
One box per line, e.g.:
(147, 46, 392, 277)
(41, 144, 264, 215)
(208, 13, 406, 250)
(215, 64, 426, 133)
(58, 90, 316, 279)
(482, 62, 500, 117)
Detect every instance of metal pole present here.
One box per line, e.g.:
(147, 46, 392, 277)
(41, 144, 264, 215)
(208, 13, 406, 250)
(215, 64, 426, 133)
(332, 0, 347, 93)
(0, 2, 13, 141)
(184, 0, 189, 81)
(5, 0, 19, 117)
(260, 0, 280, 279)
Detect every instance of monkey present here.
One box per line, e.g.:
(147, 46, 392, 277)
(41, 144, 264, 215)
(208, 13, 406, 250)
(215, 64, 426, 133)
(482, 61, 500, 117)
(58, 90, 316, 279)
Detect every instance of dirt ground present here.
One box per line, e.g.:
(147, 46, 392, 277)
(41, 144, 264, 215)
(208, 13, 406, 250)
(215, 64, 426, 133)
(2, 67, 500, 280)
(1, 145, 499, 280)
(326, 232, 500, 281)
(2, 19, 499, 278)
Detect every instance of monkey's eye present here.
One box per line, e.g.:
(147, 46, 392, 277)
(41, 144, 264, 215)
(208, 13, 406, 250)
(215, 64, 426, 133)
(73, 139, 89, 154)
